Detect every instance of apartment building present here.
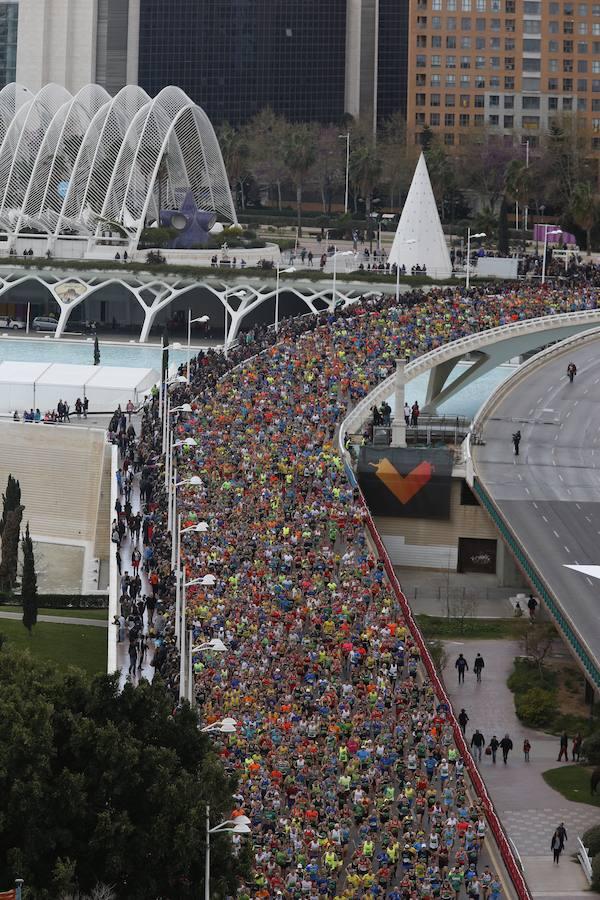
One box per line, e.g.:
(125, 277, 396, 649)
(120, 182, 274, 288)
(407, 0, 600, 151)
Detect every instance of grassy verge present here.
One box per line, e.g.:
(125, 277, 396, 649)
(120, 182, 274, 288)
(508, 657, 596, 735)
(543, 765, 600, 808)
(0, 620, 106, 677)
(416, 615, 528, 640)
(0, 606, 107, 620)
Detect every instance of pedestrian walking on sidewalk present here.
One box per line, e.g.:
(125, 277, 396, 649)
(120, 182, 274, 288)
(551, 829, 563, 864)
(488, 735, 499, 764)
(458, 708, 469, 734)
(455, 653, 469, 683)
(473, 653, 485, 682)
(470, 729, 485, 762)
(556, 822, 568, 849)
(512, 429, 521, 455)
(523, 738, 531, 761)
(128, 641, 137, 675)
(499, 733, 513, 764)
(572, 733, 582, 761)
(557, 731, 569, 762)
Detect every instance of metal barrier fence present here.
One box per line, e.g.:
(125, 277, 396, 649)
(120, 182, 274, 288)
(343, 458, 532, 900)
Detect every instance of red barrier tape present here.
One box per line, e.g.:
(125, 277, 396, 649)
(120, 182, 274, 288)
(358, 496, 531, 899)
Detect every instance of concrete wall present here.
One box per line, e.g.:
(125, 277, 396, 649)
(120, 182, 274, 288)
(373, 478, 500, 572)
(16, 0, 97, 92)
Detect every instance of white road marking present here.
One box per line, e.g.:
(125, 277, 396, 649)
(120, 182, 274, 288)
(588, 577, 594, 586)
(558, 474, 564, 481)
(553, 529, 560, 538)
(564, 545, 570, 553)
(576, 503, 582, 510)
(542, 515, 548, 523)
(525, 487, 530, 494)
(533, 502, 538, 509)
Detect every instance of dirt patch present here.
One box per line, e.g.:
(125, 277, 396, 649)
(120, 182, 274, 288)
(546, 657, 590, 721)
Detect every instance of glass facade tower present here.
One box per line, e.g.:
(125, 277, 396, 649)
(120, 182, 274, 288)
(0, 1, 18, 89)
(138, 0, 348, 126)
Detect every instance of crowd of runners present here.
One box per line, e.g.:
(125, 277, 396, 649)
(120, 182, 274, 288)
(134, 280, 600, 899)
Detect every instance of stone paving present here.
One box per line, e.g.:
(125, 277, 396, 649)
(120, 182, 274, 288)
(442, 638, 598, 897)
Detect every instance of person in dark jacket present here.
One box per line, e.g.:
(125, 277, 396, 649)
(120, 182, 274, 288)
(455, 653, 469, 684)
(488, 735, 499, 764)
(458, 708, 469, 734)
(470, 729, 485, 762)
(473, 653, 485, 682)
(499, 733, 513, 764)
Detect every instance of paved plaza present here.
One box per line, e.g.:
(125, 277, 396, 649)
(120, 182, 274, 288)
(443, 639, 598, 897)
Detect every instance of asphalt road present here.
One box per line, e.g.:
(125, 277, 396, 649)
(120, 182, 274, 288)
(474, 337, 600, 669)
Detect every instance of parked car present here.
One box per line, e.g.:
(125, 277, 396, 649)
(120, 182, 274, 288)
(0, 316, 25, 329)
(32, 316, 58, 332)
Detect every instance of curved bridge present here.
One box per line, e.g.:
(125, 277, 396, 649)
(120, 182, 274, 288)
(343, 307, 600, 439)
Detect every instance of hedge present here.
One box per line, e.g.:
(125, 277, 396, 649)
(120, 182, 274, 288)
(0, 594, 108, 609)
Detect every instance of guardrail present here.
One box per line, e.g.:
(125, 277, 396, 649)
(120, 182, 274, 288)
(342, 458, 531, 899)
(577, 836, 593, 884)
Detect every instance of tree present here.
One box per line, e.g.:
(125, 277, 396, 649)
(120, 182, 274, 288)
(313, 125, 345, 214)
(349, 123, 383, 238)
(498, 196, 510, 256)
(521, 622, 556, 675)
(93, 334, 100, 366)
(379, 112, 413, 210)
(244, 108, 288, 209)
(504, 158, 533, 249)
(0, 474, 21, 539)
(457, 135, 517, 213)
(570, 180, 599, 255)
(282, 122, 318, 234)
(217, 122, 250, 211)
(21, 523, 37, 633)
(0, 503, 23, 591)
(0, 649, 247, 898)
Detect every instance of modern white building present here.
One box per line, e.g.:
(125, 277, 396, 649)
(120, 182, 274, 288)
(0, 82, 236, 258)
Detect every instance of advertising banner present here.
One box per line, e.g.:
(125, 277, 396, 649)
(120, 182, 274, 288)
(357, 446, 453, 519)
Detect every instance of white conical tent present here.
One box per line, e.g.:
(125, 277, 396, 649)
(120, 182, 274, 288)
(388, 152, 452, 280)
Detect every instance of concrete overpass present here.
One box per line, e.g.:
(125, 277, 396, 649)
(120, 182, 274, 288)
(343, 308, 600, 445)
(467, 326, 600, 691)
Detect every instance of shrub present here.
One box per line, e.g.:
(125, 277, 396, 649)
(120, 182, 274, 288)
(514, 687, 556, 728)
(0, 593, 108, 609)
(582, 730, 600, 766)
(583, 824, 600, 858)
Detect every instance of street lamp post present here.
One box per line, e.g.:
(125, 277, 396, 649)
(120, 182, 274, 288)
(466, 229, 486, 290)
(275, 265, 295, 333)
(187, 312, 209, 381)
(205, 807, 251, 900)
(395, 239, 416, 303)
(188, 634, 225, 703)
(338, 132, 350, 215)
(541, 226, 562, 285)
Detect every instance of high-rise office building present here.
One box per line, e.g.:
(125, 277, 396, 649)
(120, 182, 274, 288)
(137, 0, 348, 126)
(377, 0, 410, 123)
(0, 1, 18, 89)
(407, 0, 600, 153)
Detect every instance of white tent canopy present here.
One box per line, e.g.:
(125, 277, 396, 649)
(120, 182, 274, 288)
(0, 361, 158, 413)
(388, 153, 452, 280)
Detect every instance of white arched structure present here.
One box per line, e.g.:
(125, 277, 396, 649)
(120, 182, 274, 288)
(0, 83, 236, 254)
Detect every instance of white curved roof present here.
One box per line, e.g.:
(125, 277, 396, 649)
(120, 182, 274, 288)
(0, 83, 236, 241)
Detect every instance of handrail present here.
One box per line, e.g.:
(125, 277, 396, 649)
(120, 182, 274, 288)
(107, 442, 118, 674)
(577, 836, 593, 884)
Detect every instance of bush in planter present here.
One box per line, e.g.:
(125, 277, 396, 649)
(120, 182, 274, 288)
(514, 687, 555, 728)
(592, 852, 600, 891)
(582, 730, 600, 766)
(583, 824, 600, 858)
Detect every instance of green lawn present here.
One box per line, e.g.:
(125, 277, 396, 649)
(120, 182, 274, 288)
(0, 619, 107, 677)
(416, 615, 529, 640)
(543, 765, 600, 808)
(0, 606, 107, 621)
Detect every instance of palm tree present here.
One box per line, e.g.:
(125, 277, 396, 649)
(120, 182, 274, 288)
(504, 159, 532, 249)
(570, 180, 599, 255)
(282, 123, 318, 234)
(349, 140, 382, 241)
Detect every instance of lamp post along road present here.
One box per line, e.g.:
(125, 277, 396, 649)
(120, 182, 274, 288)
(332, 249, 353, 307)
(187, 312, 209, 381)
(466, 229, 486, 290)
(541, 226, 562, 285)
(205, 806, 251, 900)
(339, 132, 350, 215)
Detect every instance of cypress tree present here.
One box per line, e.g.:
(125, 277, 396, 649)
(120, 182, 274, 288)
(498, 196, 510, 257)
(21, 523, 38, 633)
(0, 474, 21, 537)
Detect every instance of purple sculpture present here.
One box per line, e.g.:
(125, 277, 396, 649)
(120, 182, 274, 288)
(160, 191, 217, 248)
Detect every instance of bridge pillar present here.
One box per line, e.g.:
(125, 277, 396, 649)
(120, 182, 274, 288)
(391, 359, 407, 447)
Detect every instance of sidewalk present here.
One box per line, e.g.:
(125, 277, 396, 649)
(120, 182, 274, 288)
(442, 639, 599, 898)
(0, 610, 106, 627)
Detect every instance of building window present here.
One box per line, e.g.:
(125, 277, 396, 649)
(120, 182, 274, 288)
(523, 58, 541, 71)
(505, 56, 515, 69)
(475, 55, 486, 67)
(563, 97, 573, 109)
(549, 21, 559, 33)
(462, 0, 472, 9)
(444, 133, 455, 144)
(523, 96, 540, 108)
(579, 22, 589, 34)
(445, 94, 456, 105)
(445, 112, 455, 125)
(564, 59, 574, 72)
(563, 78, 574, 89)
(416, 93, 427, 106)
(578, 97, 588, 109)
(475, 75, 486, 87)
(447, 17, 457, 29)
(460, 113, 470, 125)
(446, 73, 457, 84)
(476, 17, 486, 29)
(431, 54, 442, 66)
(415, 112, 426, 124)
(461, 55, 471, 67)
(578, 41, 589, 53)
(564, 20, 574, 33)
(431, 73, 441, 85)
(447, 35, 457, 47)
(524, 0, 541, 9)
(522, 39, 540, 51)
(490, 94, 500, 105)
(475, 94, 485, 106)
(416, 73, 426, 85)
(593, 79, 600, 91)
(461, 35, 472, 47)
(460, 74, 471, 85)
(549, 59, 559, 71)
(491, 56, 501, 68)
(461, 17, 472, 29)
(504, 76, 515, 89)
(578, 60, 588, 72)
(504, 115, 514, 127)
(476, 0, 486, 8)
(432, 15, 442, 27)
(446, 55, 456, 67)
(489, 114, 499, 124)
(522, 115, 540, 127)
(505, 37, 515, 49)
(474, 113, 485, 125)
(432, 35, 442, 47)
(460, 93, 470, 106)
(491, 18, 501, 29)
(524, 20, 541, 34)
(430, 112, 441, 124)
(549, 96, 559, 109)
(504, 95, 514, 107)
(564, 39, 574, 52)
(417, 35, 428, 47)
(430, 93, 441, 107)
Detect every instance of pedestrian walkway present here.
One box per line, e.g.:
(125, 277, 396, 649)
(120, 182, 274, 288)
(0, 610, 107, 627)
(443, 639, 598, 898)
(112, 423, 155, 690)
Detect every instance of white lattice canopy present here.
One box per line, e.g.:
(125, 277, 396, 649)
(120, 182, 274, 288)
(0, 83, 236, 242)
